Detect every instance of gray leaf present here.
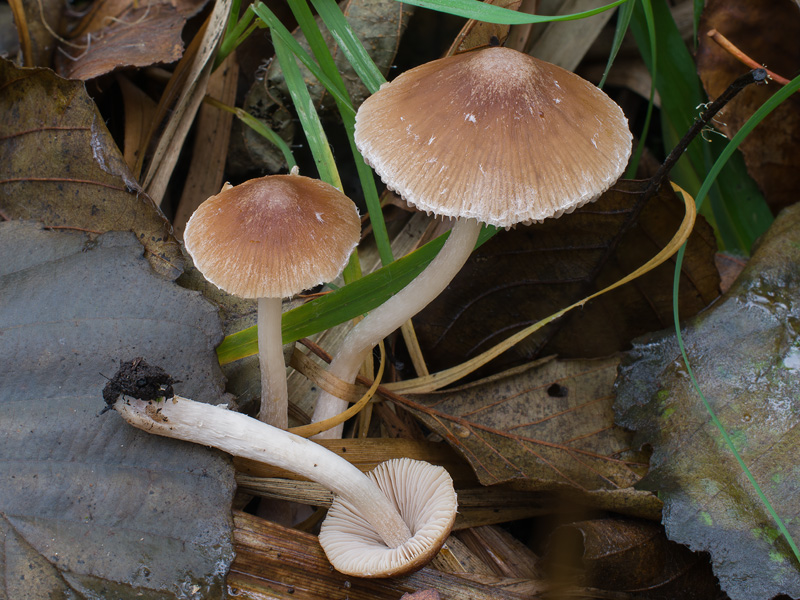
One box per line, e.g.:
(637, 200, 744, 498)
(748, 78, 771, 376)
(0, 222, 234, 599)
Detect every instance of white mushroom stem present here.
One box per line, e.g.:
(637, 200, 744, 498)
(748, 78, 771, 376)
(257, 296, 288, 428)
(114, 395, 413, 548)
(311, 217, 482, 439)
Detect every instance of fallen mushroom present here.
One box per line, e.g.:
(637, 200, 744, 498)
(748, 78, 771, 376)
(311, 46, 632, 437)
(183, 174, 360, 428)
(110, 393, 457, 577)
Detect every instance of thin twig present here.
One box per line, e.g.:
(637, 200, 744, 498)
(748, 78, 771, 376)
(707, 28, 791, 85)
(44, 225, 104, 234)
(646, 68, 767, 197)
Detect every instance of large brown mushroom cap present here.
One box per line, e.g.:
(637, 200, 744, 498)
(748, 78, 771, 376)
(354, 47, 632, 227)
(318, 458, 458, 578)
(184, 175, 360, 298)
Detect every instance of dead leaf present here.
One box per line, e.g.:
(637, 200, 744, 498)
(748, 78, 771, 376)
(447, 0, 522, 55)
(0, 59, 182, 279)
(413, 180, 719, 380)
(615, 203, 800, 599)
(544, 519, 722, 599)
(403, 355, 649, 493)
(0, 222, 233, 599)
(14, 0, 62, 66)
(54, 4, 186, 80)
(68, 0, 207, 36)
(696, 0, 800, 213)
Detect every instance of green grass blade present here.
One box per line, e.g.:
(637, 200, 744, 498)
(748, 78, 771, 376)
(203, 96, 297, 169)
(341, 112, 395, 265)
(215, 0, 256, 69)
(233, 109, 298, 171)
(286, 0, 394, 265)
(599, 0, 634, 88)
(629, 0, 771, 254)
(217, 233, 449, 363)
(691, 75, 800, 215)
(251, 3, 355, 115)
(272, 31, 340, 187)
(624, 0, 656, 177)
(310, 0, 387, 94)
(399, 0, 630, 24)
(693, 0, 703, 50)
(672, 72, 800, 566)
(272, 26, 367, 284)
(216, 226, 499, 363)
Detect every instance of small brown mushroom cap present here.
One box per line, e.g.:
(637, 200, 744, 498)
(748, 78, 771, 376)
(318, 458, 458, 578)
(354, 47, 632, 227)
(184, 175, 360, 298)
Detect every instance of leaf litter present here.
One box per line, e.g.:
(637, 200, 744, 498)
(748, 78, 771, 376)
(615, 203, 800, 600)
(0, 221, 234, 599)
(0, 59, 183, 279)
(402, 354, 656, 516)
(413, 179, 720, 380)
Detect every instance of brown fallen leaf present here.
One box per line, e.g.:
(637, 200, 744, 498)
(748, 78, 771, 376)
(544, 519, 722, 599)
(413, 180, 719, 380)
(403, 355, 649, 492)
(173, 52, 239, 239)
(447, 0, 522, 55)
(696, 0, 800, 213)
(233, 437, 477, 486)
(117, 73, 159, 171)
(54, 4, 186, 80)
(69, 0, 207, 36)
(0, 59, 182, 279)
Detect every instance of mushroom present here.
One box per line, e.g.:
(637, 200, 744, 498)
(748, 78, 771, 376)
(311, 46, 632, 437)
(111, 394, 457, 577)
(184, 174, 361, 428)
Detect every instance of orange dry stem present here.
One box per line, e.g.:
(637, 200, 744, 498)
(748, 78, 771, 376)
(706, 28, 791, 86)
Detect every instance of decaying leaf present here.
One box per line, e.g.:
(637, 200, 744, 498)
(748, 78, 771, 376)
(696, 0, 800, 213)
(13, 0, 63, 66)
(413, 180, 719, 380)
(403, 355, 650, 493)
(544, 519, 722, 599)
(0, 59, 182, 279)
(54, 4, 186, 80)
(0, 222, 234, 599)
(615, 203, 800, 599)
(448, 0, 522, 55)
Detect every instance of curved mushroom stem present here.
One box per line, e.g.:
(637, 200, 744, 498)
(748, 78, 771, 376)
(311, 218, 482, 439)
(257, 296, 289, 428)
(114, 395, 413, 548)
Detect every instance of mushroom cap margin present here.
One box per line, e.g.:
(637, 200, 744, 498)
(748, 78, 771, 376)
(184, 175, 361, 299)
(354, 46, 632, 228)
